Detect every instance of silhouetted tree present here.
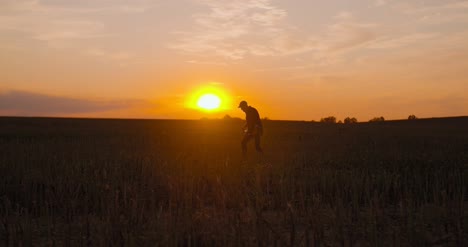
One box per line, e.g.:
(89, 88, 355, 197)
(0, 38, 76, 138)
(320, 116, 337, 123)
(369, 116, 385, 122)
(337, 120, 343, 124)
(262, 117, 270, 121)
(408, 115, 417, 120)
(344, 117, 358, 124)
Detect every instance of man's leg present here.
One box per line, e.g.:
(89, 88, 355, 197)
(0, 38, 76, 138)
(254, 133, 263, 153)
(241, 133, 253, 156)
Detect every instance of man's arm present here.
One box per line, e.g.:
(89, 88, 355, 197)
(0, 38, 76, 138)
(254, 108, 262, 127)
(242, 122, 247, 131)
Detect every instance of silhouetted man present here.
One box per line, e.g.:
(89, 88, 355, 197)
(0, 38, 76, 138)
(238, 100, 263, 156)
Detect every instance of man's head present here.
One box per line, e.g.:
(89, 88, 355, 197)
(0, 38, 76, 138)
(238, 100, 248, 111)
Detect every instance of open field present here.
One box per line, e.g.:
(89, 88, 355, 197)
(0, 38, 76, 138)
(1, 116, 467, 246)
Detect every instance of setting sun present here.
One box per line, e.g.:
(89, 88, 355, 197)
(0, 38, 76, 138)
(186, 84, 232, 114)
(197, 94, 221, 111)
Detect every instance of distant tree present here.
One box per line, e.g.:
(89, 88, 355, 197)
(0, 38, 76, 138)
(408, 114, 417, 120)
(337, 120, 343, 124)
(344, 117, 358, 124)
(369, 116, 385, 122)
(262, 117, 270, 121)
(320, 116, 337, 123)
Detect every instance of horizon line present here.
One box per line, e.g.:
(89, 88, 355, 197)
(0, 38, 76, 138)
(1, 115, 467, 122)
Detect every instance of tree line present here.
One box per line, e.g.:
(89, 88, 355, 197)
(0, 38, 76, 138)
(221, 114, 419, 123)
(318, 115, 419, 123)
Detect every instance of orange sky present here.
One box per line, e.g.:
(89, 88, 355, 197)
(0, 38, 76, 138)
(1, 0, 467, 121)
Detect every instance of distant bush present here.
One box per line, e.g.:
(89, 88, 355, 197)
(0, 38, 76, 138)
(408, 115, 417, 120)
(344, 117, 358, 124)
(369, 116, 385, 122)
(320, 116, 337, 123)
(223, 115, 242, 121)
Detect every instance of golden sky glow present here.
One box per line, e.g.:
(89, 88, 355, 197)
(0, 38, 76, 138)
(0, 0, 467, 120)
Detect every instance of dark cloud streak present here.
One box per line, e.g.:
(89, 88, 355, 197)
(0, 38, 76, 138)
(0, 90, 151, 116)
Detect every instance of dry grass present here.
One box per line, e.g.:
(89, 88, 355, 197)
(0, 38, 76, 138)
(1, 117, 467, 246)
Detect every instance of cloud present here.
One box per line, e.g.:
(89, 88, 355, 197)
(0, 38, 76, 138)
(0, 0, 157, 14)
(289, 14, 379, 67)
(171, 1, 378, 61)
(326, 20, 377, 52)
(0, 0, 157, 49)
(170, 0, 322, 59)
(86, 48, 134, 61)
(374, 0, 387, 7)
(367, 33, 440, 49)
(334, 11, 353, 20)
(0, 90, 154, 116)
(185, 60, 227, 66)
(392, 0, 468, 24)
(0, 2, 104, 48)
(400, 1, 468, 14)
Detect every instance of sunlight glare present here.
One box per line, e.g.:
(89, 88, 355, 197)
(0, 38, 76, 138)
(186, 83, 232, 113)
(197, 94, 221, 110)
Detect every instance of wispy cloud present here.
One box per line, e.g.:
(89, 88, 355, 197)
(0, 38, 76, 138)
(172, 1, 378, 62)
(397, 1, 468, 14)
(374, 0, 387, 7)
(367, 33, 440, 49)
(0, 2, 103, 47)
(326, 16, 377, 52)
(0, 0, 157, 49)
(0, 90, 154, 116)
(391, 0, 468, 24)
(185, 60, 227, 66)
(171, 0, 322, 59)
(1, 0, 157, 15)
(86, 48, 135, 61)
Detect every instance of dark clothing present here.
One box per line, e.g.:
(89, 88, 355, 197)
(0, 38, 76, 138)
(242, 132, 262, 155)
(242, 106, 263, 155)
(244, 106, 262, 135)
